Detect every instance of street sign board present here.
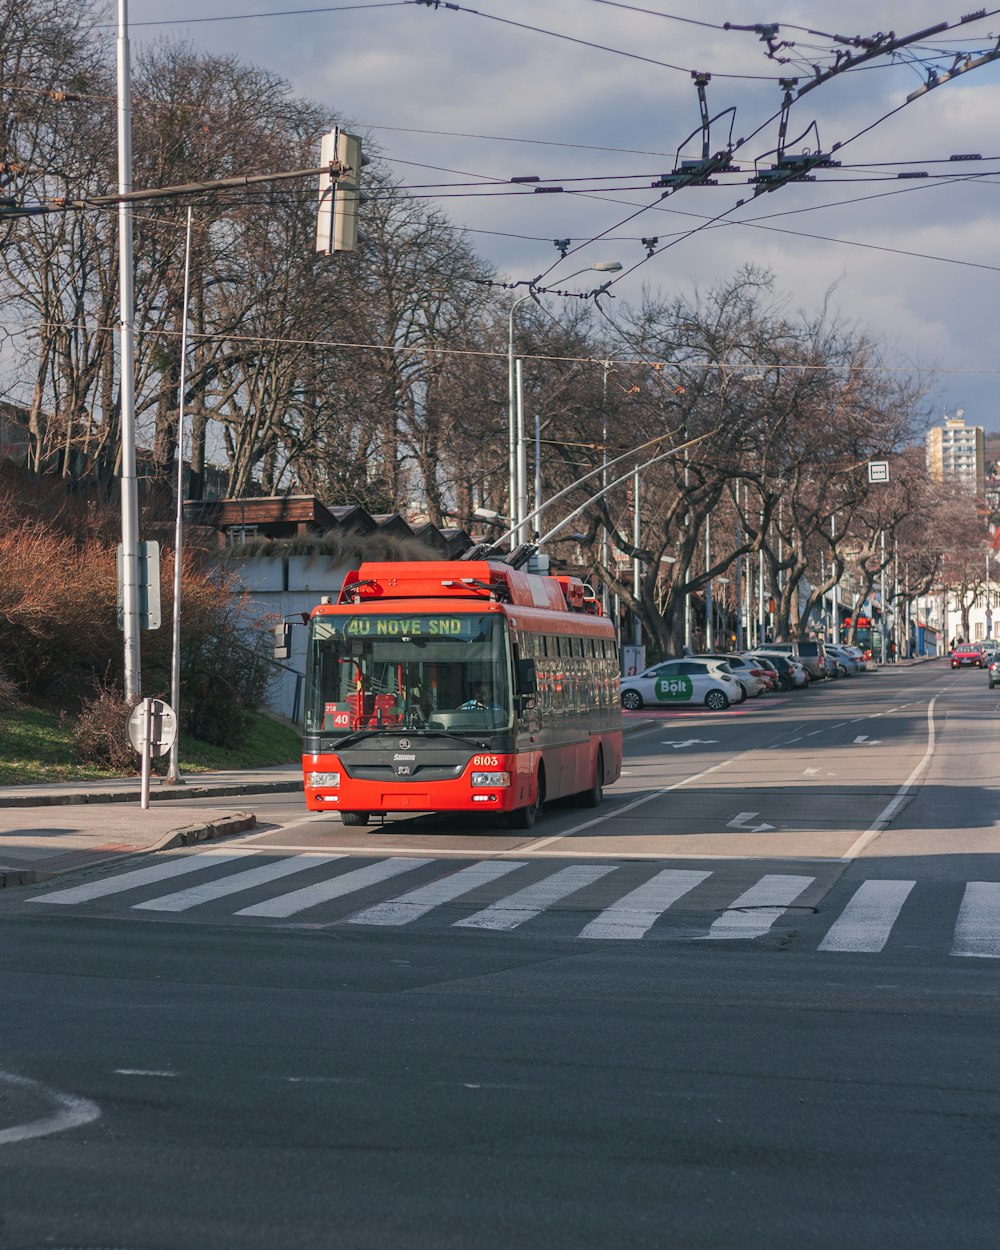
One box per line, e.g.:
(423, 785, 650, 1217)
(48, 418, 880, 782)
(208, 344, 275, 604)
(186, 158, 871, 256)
(868, 461, 889, 483)
(127, 698, 177, 758)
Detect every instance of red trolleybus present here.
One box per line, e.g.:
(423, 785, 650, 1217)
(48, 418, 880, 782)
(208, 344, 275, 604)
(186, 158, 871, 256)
(298, 559, 622, 829)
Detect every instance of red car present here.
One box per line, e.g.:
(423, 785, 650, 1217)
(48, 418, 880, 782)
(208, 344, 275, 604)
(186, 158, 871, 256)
(951, 643, 984, 669)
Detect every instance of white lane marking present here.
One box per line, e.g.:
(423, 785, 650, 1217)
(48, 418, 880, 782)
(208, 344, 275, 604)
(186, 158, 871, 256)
(662, 738, 719, 749)
(707, 875, 815, 941)
(727, 811, 775, 833)
(26, 850, 256, 905)
(235, 857, 433, 918)
(806, 730, 823, 737)
(579, 869, 711, 940)
(818, 880, 915, 953)
(519, 746, 758, 852)
(348, 860, 526, 926)
(952, 882, 1000, 958)
(0, 1069, 100, 1146)
(853, 735, 881, 745)
(453, 865, 616, 931)
(841, 696, 939, 861)
(114, 1069, 177, 1077)
(132, 854, 346, 912)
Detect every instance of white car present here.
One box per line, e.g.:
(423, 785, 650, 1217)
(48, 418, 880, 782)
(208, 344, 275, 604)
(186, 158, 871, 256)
(620, 658, 739, 712)
(694, 652, 769, 698)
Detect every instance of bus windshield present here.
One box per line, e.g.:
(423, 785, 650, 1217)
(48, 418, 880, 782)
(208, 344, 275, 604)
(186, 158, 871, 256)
(304, 612, 512, 735)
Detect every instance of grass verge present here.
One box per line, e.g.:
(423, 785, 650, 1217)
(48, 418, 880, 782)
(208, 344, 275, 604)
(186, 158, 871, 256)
(0, 705, 301, 786)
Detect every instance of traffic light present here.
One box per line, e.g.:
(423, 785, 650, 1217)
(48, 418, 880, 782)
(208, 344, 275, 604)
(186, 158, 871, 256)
(316, 128, 368, 254)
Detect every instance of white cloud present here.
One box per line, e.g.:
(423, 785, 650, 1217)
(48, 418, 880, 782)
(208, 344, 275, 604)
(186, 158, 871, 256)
(129, 0, 1000, 426)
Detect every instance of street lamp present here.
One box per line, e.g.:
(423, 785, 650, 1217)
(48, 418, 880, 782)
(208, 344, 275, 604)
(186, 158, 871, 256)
(508, 261, 622, 546)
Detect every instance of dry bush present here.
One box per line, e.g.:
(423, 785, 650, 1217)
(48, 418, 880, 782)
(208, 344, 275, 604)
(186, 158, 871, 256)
(72, 686, 138, 771)
(0, 518, 119, 701)
(0, 669, 21, 717)
(0, 472, 274, 743)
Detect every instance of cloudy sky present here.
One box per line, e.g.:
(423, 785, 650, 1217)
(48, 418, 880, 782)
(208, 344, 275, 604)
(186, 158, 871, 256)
(127, 0, 1000, 431)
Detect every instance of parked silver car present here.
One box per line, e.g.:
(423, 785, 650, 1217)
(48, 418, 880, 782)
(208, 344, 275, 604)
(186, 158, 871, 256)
(757, 639, 828, 680)
(825, 644, 861, 676)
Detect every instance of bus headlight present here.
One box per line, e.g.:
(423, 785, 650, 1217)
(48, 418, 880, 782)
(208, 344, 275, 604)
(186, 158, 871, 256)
(471, 771, 511, 787)
(306, 771, 341, 787)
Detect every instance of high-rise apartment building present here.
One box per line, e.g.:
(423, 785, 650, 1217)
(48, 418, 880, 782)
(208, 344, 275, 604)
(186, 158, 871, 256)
(925, 410, 985, 497)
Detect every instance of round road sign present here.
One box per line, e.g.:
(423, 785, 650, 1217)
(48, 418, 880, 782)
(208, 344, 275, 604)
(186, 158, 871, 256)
(127, 698, 177, 758)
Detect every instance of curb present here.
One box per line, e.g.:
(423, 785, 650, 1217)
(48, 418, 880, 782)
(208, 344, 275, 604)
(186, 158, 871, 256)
(0, 811, 257, 889)
(154, 811, 258, 852)
(0, 779, 302, 810)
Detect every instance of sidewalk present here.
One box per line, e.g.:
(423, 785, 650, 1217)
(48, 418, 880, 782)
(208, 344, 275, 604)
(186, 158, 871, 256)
(0, 765, 303, 888)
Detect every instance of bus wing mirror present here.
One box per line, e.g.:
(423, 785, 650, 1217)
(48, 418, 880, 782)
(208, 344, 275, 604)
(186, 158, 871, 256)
(273, 622, 291, 660)
(516, 657, 537, 697)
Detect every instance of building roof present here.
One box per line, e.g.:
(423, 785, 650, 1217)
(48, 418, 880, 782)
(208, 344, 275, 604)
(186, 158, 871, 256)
(183, 494, 472, 557)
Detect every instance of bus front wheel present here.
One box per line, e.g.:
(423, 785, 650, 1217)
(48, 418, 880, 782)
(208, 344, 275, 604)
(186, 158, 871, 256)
(341, 811, 370, 827)
(508, 769, 545, 830)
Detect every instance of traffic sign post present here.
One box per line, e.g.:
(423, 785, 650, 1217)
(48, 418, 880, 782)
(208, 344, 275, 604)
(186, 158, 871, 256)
(127, 698, 177, 810)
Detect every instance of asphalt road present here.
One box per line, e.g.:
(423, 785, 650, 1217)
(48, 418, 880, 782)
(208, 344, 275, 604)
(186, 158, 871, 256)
(1, 660, 998, 1249)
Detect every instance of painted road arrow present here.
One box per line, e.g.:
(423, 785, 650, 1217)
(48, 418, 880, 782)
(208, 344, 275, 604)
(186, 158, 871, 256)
(727, 811, 776, 833)
(662, 739, 720, 750)
(853, 735, 881, 745)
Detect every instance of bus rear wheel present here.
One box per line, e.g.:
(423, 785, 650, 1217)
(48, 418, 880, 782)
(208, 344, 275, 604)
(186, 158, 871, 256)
(341, 811, 370, 827)
(577, 748, 604, 808)
(508, 769, 545, 829)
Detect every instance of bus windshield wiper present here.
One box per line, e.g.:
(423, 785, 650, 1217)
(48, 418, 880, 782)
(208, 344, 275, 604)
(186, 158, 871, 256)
(330, 727, 403, 750)
(332, 727, 489, 750)
(414, 729, 490, 749)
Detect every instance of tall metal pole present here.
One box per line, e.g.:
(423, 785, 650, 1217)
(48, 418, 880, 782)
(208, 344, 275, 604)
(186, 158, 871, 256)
(515, 358, 528, 545)
(507, 294, 530, 551)
(893, 536, 899, 658)
(166, 208, 193, 785)
(683, 449, 691, 650)
(601, 361, 610, 619)
(880, 530, 887, 660)
(632, 467, 641, 649)
(533, 411, 542, 537)
(705, 512, 713, 651)
(117, 0, 141, 699)
(831, 513, 840, 644)
(758, 508, 766, 645)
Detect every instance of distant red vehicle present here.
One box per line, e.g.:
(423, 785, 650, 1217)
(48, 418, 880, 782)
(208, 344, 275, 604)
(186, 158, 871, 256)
(951, 643, 984, 669)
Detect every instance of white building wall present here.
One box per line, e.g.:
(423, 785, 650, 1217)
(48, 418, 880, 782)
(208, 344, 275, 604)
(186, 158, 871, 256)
(229, 554, 354, 722)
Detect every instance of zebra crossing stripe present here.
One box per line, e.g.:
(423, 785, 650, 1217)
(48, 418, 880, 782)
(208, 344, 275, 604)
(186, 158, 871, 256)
(348, 860, 527, 927)
(26, 850, 255, 906)
(234, 857, 434, 918)
(132, 854, 347, 912)
(952, 882, 1000, 958)
(818, 879, 915, 953)
(579, 869, 711, 940)
(453, 864, 616, 932)
(707, 874, 815, 941)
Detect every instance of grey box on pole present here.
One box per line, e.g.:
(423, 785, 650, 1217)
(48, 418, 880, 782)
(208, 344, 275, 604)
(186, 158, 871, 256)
(117, 540, 161, 630)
